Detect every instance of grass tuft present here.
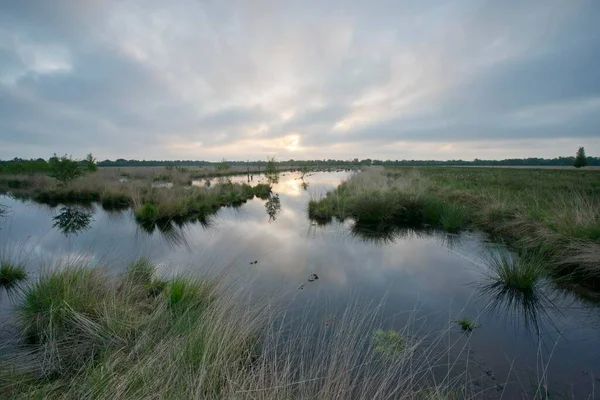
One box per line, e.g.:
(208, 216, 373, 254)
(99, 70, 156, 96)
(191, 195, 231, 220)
(485, 250, 545, 293)
(135, 203, 159, 222)
(0, 260, 27, 290)
(126, 258, 155, 285)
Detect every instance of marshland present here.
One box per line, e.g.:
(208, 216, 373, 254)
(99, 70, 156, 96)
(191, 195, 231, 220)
(1, 159, 600, 399)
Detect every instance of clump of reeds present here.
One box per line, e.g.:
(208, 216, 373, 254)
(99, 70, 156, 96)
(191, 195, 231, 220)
(484, 250, 545, 293)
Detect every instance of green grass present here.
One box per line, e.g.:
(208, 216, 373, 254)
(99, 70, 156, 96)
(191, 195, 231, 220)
(485, 250, 545, 293)
(14, 263, 224, 382)
(0, 261, 27, 290)
(421, 198, 470, 232)
(480, 250, 551, 335)
(131, 183, 271, 225)
(309, 167, 600, 284)
(135, 202, 159, 221)
(0, 259, 571, 398)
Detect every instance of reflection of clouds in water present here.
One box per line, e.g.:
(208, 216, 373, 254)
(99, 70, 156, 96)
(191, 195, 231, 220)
(3, 171, 600, 393)
(275, 178, 302, 197)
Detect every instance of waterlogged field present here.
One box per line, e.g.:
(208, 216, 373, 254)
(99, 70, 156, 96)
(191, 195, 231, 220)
(1, 168, 600, 398)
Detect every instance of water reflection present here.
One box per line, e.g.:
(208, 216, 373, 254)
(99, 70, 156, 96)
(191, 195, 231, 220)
(479, 281, 561, 337)
(2, 171, 600, 397)
(477, 251, 562, 337)
(349, 221, 401, 245)
(136, 215, 214, 248)
(52, 206, 94, 236)
(301, 179, 309, 191)
(348, 221, 464, 248)
(265, 194, 281, 222)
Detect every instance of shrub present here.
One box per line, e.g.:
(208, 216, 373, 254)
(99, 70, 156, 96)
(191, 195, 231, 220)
(48, 154, 84, 185)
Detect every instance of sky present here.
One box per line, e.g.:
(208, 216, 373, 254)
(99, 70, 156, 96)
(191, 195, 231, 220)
(0, 0, 599, 161)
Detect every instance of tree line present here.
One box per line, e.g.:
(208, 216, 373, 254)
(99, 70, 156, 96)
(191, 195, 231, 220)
(1, 149, 597, 173)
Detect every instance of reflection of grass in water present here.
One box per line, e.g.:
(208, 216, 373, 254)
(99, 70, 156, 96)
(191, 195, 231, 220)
(349, 222, 400, 245)
(349, 221, 463, 249)
(480, 250, 558, 335)
(135, 205, 216, 248)
(0, 260, 27, 291)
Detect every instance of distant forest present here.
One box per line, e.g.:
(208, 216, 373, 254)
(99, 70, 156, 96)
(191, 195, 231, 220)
(95, 156, 600, 167)
(1, 156, 599, 173)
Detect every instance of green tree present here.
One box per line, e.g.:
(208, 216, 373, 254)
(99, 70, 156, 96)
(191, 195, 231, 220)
(574, 147, 588, 168)
(85, 153, 98, 172)
(48, 154, 84, 185)
(216, 158, 230, 174)
(265, 156, 279, 185)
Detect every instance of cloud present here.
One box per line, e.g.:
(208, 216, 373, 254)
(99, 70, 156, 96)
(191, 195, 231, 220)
(0, 0, 599, 160)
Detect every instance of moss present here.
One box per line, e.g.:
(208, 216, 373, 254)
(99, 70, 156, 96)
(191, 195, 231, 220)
(455, 318, 479, 333)
(372, 329, 404, 355)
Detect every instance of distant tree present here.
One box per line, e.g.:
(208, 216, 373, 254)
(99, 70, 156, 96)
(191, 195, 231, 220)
(48, 154, 84, 185)
(265, 156, 279, 185)
(216, 158, 230, 173)
(85, 153, 98, 172)
(574, 147, 588, 168)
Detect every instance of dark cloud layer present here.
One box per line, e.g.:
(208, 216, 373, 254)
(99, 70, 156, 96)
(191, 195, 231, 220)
(0, 0, 599, 160)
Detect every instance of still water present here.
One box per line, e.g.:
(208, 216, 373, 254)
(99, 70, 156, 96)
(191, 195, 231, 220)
(1, 171, 599, 397)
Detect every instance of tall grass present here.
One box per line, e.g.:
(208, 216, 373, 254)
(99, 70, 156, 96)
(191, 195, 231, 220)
(0, 166, 272, 220)
(1, 262, 486, 399)
(310, 167, 600, 283)
(309, 168, 468, 231)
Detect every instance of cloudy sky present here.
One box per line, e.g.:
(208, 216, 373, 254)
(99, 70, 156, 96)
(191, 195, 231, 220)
(1, 0, 599, 161)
